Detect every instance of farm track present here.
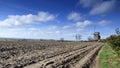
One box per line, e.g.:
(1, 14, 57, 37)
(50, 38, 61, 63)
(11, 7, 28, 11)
(0, 41, 103, 68)
(71, 44, 102, 68)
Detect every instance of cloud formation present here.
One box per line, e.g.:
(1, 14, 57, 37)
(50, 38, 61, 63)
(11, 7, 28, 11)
(48, 26, 57, 30)
(0, 11, 55, 27)
(76, 20, 92, 28)
(98, 20, 111, 26)
(63, 25, 72, 29)
(79, 0, 117, 15)
(90, 1, 116, 15)
(76, 20, 92, 32)
(68, 12, 82, 21)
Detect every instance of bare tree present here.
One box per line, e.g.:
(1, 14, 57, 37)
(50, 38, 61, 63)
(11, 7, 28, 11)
(75, 34, 81, 41)
(115, 28, 120, 36)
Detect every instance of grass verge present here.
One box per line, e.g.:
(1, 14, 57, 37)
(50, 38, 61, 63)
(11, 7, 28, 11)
(99, 43, 120, 68)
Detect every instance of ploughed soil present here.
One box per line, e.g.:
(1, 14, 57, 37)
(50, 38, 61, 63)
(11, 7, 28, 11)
(0, 41, 103, 68)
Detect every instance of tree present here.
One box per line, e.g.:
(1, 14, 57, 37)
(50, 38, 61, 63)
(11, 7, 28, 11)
(75, 34, 81, 41)
(115, 28, 120, 36)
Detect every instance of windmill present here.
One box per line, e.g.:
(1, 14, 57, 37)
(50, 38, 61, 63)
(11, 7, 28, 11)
(91, 25, 96, 35)
(91, 25, 101, 41)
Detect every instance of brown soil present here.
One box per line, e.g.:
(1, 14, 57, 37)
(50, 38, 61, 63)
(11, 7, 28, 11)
(91, 44, 104, 68)
(0, 41, 103, 68)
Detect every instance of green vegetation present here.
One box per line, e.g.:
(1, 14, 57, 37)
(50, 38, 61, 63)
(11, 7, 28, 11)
(106, 35, 120, 56)
(105, 28, 120, 56)
(99, 43, 120, 68)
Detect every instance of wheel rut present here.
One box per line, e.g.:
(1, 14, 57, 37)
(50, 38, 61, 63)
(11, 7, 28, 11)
(24, 43, 103, 68)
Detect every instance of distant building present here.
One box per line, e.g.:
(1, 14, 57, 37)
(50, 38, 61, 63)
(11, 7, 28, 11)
(94, 32, 101, 41)
(60, 38, 64, 42)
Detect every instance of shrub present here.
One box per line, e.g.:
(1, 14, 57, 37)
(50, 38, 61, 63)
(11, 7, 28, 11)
(106, 35, 120, 56)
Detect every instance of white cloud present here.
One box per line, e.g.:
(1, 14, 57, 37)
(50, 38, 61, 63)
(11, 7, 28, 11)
(76, 20, 92, 28)
(63, 25, 72, 29)
(62, 20, 92, 32)
(28, 28, 41, 33)
(68, 12, 82, 21)
(75, 20, 92, 32)
(77, 28, 84, 32)
(98, 20, 111, 26)
(48, 25, 57, 30)
(79, 0, 117, 15)
(0, 11, 55, 27)
(90, 1, 116, 15)
(55, 31, 62, 34)
(0, 27, 58, 39)
(29, 28, 39, 31)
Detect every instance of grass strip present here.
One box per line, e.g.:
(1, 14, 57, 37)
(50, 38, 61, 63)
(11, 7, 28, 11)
(99, 43, 120, 68)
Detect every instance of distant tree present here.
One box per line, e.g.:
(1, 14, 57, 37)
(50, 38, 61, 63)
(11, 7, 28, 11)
(88, 36, 93, 41)
(75, 34, 81, 41)
(115, 28, 120, 36)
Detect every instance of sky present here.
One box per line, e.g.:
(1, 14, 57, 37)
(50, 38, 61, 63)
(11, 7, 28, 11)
(0, 0, 120, 40)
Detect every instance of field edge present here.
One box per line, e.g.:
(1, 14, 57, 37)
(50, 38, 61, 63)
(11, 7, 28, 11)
(99, 43, 120, 68)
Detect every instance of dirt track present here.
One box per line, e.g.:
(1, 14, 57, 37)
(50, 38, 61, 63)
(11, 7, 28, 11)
(0, 41, 103, 68)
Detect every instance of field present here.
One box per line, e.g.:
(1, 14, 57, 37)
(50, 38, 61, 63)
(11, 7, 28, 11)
(0, 41, 103, 68)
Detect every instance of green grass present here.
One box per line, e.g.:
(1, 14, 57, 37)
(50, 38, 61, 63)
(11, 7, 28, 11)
(99, 43, 120, 68)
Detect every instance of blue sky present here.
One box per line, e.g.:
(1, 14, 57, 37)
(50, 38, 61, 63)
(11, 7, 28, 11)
(0, 0, 120, 40)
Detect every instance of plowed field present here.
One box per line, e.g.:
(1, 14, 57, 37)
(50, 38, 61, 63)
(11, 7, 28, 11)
(0, 41, 103, 68)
